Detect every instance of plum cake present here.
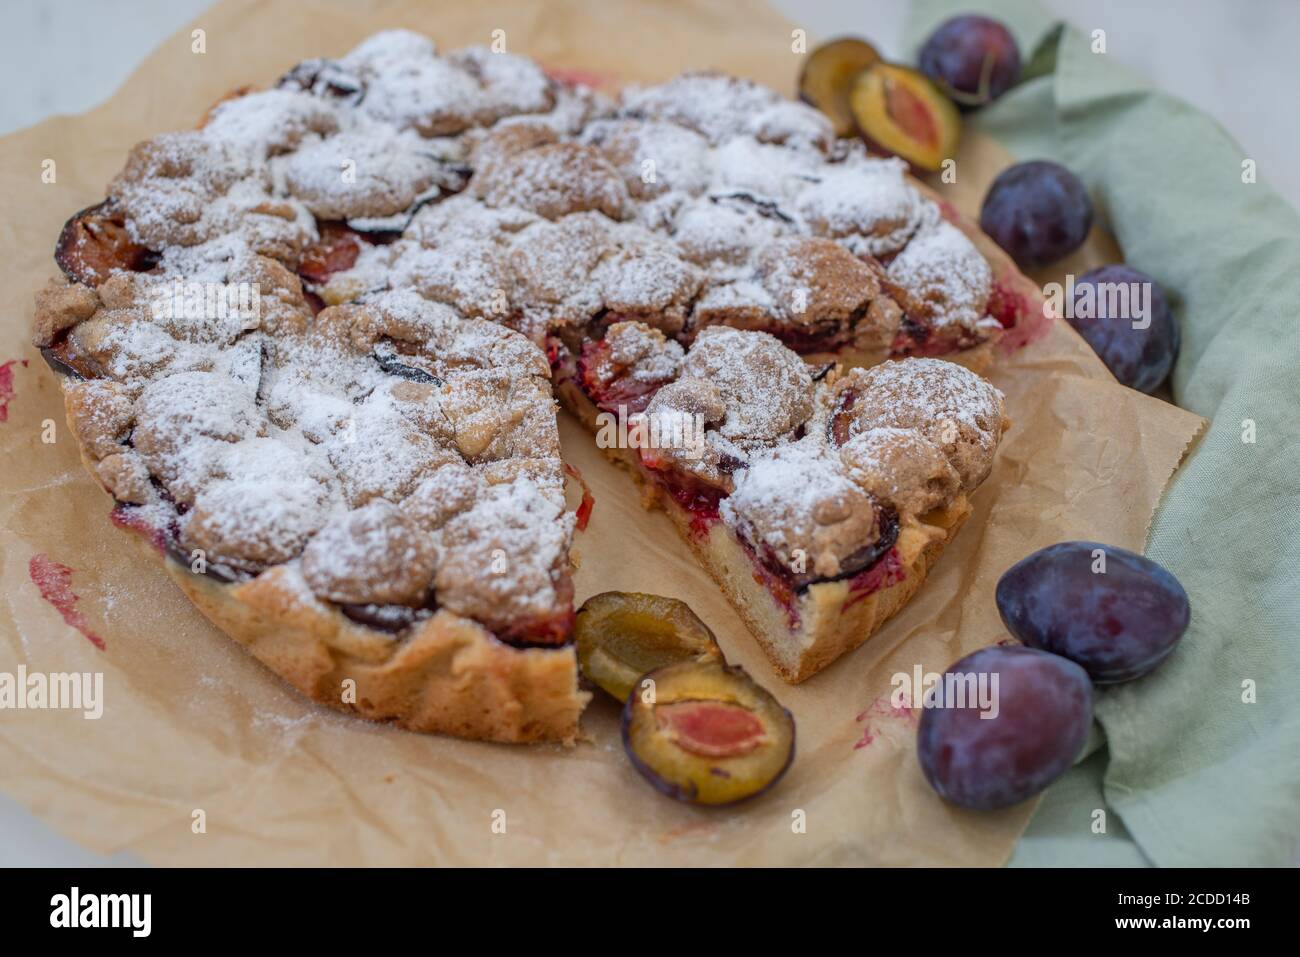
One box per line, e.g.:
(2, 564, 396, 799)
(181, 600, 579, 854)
(34, 30, 1018, 741)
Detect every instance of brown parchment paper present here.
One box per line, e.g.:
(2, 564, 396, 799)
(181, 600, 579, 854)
(0, 0, 1205, 866)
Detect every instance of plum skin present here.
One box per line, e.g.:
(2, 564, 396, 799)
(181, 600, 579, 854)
(918, 646, 1093, 810)
(919, 14, 1021, 109)
(1068, 264, 1179, 393)
(798, 37, 882, 137)
(996, 541, 1190, 683)
(979, 160, 1093, 269)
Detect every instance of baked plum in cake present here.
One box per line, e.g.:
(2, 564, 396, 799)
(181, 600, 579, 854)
(35, 30, 1020, 739)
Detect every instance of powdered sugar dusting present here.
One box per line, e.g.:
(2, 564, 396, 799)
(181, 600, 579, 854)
(888, 219, 994, 330)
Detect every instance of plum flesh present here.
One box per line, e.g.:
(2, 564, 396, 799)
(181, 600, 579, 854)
(798, 37, 882, 137)
(575, 591, 722, 702)
(55, 201, 157, 287)
(848, 63, 961, 172)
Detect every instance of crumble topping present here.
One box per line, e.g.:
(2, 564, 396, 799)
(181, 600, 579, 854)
(64, 379, 135, 459)
(642, 376, 736, 488)
(301, 498, 437, 605)
(838, 427, 961, 518)
(827, 358, 1008, 490)
(579, 325, 1003, 575)
(509, 211, 611, 330)
(795, 157, 926, 256)
(708, 137, 822, 201)
(719, 357, 1005, 577)
(671, 197, 785, 271)
(92, 31, 999, 353)
(45, 273, 572, 631)
(604, 321, 684, 382)
(618, 72, 834, 150)
(471, 121, 560, 179)
(592, 227, 703, 333)
(434, 474, 574, 633)
(756, 237, 881, 327)
(473, 142, 629, 221)
(339, 32, 555, 135)
(887, 218, 996, 332)
(109, 132, 318, 261)
(276, 127, 441, 220)
(202, 88, 341, 162)
(679, 326, 813, 442)
(34, 280, 102, 347)
(580, 118, 712, 200)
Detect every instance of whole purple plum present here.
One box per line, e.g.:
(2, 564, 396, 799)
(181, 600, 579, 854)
(996, 541, 1190, 683)
(979, 160, 1093, 268)
(919, 14, 1021, 109)
(918, 645, 1092, 810)
(1069, 264, 1179, 393)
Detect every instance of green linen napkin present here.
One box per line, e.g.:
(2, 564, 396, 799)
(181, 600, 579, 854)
(907, 0, 1300, 867)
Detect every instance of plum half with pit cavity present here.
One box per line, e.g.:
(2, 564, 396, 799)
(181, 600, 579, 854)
(848, 63, 960, 172)
(575, 591, 722, 702)
(798, 37, 883, 138)
(622, 660, 795, 805)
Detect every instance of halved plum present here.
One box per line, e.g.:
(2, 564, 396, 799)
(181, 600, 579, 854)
(40, 331, 99, 381)
(798, 38, 883, 138)
(55, 201, 157, 287)
(849, 63, 960, 172)
(622, 660, 795, 805)
(575, 591, 722, 702)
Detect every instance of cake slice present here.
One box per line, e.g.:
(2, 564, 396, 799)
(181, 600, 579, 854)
(555, 322, 1008, 681)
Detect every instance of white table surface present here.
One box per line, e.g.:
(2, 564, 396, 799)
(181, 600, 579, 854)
(1, 0, 1296, 866)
